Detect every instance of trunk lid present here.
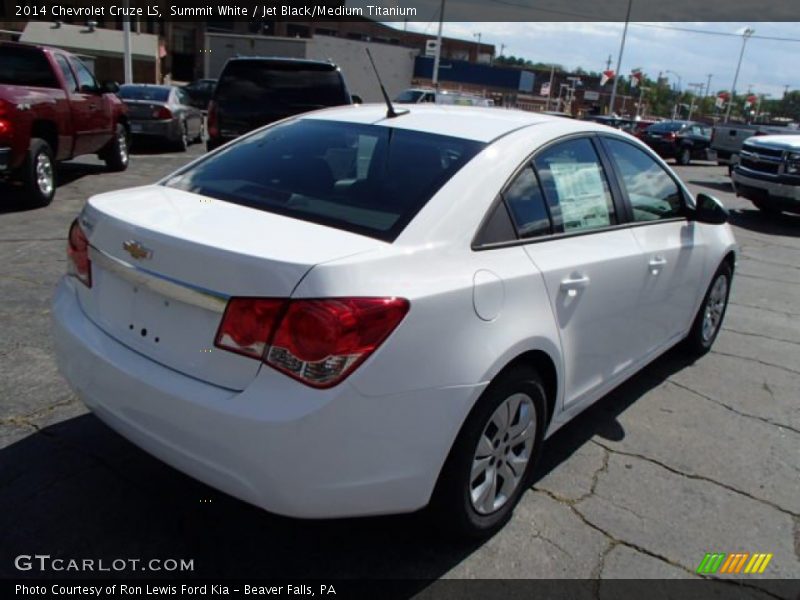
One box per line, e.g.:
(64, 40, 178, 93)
(123, 100, 167, 120)
(77, 185, 381, 390)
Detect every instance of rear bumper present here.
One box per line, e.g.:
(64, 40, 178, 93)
(129, 119, 181, 141)
(52, 278, 482, 518)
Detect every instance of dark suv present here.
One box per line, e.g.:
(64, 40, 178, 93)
(206, 58, 353, 151)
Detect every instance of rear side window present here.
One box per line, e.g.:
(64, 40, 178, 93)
(503, 166, 551, 239)
(54, 55, 78, 92)
(0, 46, 58, 88)
(216, 61, 349, 109)
(164, 119, 484, 242)
(604, 138, 684, 222)
(534, 138, 616, 233)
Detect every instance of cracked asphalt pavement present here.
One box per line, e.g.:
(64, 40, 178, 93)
(0, 146, 798, 597)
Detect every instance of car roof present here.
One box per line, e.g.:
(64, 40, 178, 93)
(301, 104, 608, 143)
(224, 56, 338, 69)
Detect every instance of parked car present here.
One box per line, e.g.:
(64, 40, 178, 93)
(119, 84, 204, 151)
(642, 120, 712, 165)
(53, 106, 736, 538)
(732, 135, 800, 215)
(206, 57, 353, 151)
(711, 121, 799, 172)
(620, 119, 658, 140)
(0, 41, 128, 207)
(182, 78, 216, 111)
(395, 88, 494, 107)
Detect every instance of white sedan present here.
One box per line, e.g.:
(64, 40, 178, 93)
(52, 105, 736, 537)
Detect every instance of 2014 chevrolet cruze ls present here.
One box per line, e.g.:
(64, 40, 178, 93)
(53, 105, 736, 537)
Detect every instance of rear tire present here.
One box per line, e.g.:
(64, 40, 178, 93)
(676, 146, 691, 166)
(20, 138, 56, 208)
(103, 123, 130, 172)
(430, 364, 547, 539)
(683, 262, 732, 356)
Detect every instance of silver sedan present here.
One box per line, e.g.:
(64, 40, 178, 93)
(119, 84, 204, 152)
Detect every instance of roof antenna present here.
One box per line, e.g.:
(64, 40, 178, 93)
(365, 48, 408, 119)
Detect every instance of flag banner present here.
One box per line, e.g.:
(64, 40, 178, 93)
(600, 70, 615, 86)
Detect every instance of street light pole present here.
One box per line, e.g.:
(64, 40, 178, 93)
(724, 27, 755, 123)
(608, 0, 633, 116)
(473, 32, 482, 63)
(431, 0, 445, 89)
(122, 0, 133, 84)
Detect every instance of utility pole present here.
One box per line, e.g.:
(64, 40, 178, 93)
(432, 0, 445, 89)
(122, 0, 133, 84)
(545, 64, 555, 111)
(609, 0, 633, 117)
(705, 74, 713, 99)
(473, 32, 482, 63)
(724, 27, 755, 123)
(606, 54, 612, 71)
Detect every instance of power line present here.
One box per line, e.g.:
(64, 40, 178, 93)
(631, 23, 800, 43)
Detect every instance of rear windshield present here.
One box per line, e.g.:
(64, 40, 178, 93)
(216, 61, 349, 110)
(395, 90, 425, 103)
(163, 119, 485, 241)
(120, 85, 170, 101)
(0, 46, 58, 88)
(648, 122, 686, 133)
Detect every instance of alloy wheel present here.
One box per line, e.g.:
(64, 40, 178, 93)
(470, 392, 536, 515)
(702, 274, 728, 342)
(35, 152, 54, 197)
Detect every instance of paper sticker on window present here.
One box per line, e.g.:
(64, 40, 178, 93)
(549, 162, 611, 231)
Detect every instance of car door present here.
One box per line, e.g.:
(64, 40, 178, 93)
(600, 136, 707, 355)
(509, 137, 645, 409)
(69, 57, 109, 152)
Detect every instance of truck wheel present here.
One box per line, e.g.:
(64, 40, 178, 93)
(21, 138, 56, 208)
(103, 124, 130, 172)
(677, 146, 691, 166)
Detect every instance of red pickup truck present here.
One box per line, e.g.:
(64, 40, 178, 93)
(0, 42, 130, 207)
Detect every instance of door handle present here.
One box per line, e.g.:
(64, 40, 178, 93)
(88, 104, 99, 111)
(649, 256, 667, 274)
(560, 275, 590, 297)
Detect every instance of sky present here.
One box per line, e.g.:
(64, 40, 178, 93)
(394, 21, 800, 99)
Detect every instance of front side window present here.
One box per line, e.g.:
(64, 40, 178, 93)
(71, 58, 98, 92)
(604, 138, 684, 222)
(164, 119, 484, 241)
(533, 138, 616, 233)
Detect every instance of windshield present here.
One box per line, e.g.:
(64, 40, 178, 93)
(648, 122, 686, 133)
(216, 61, 348, 110)
(120, 86, 171, 101)
(164, 119, 485, 241)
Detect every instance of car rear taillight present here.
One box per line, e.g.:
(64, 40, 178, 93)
(215, 298, 286, 359)
(154, 106, 172, 119)
(665, 132, 677, 141)
(207, 100, 218, 138)
(66, 219, 91, 287)
(215, 297, 409, 388)
(0, 99, 10, 140)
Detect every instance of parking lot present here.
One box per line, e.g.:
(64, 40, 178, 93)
(0, 146, 798, 595)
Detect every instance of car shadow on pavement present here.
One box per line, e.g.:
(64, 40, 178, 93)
(728, 207, 800, 237)
(0, 162, 107, 214)
(0, 347, 696, 584)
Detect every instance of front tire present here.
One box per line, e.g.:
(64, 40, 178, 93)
(430, 364, 547, 539)
(103, 123, 130, 172)
(20, 138, 56, 208)
(684, 262, 732, 356)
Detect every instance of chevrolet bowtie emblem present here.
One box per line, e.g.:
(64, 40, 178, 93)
(122, 240, 153, 260)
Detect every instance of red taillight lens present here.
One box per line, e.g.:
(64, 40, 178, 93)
(215, 296, 409, 388)
(665, 132, 677, 141)
(0, 119, 11, 139)
(214, 298, 286, 359)
(66, 219, 91, 287)
(207, 100, 218, 138)
(154, 106, 172, 119)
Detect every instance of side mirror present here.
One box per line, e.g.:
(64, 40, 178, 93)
(351, 94, 363, 104)
(102, 81, 120, 94)
(693, 193, 729, 225)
